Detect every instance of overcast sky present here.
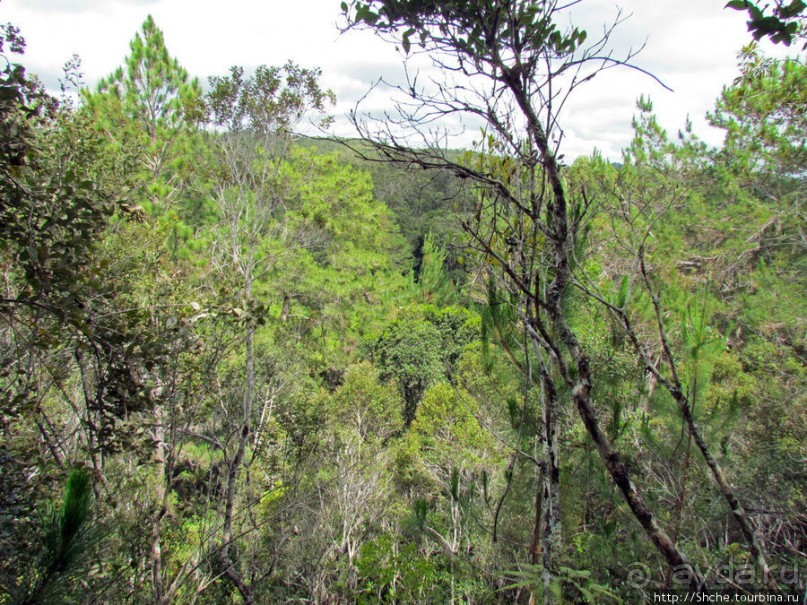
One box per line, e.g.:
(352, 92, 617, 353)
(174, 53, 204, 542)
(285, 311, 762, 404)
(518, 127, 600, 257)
(2, 0, 796, 159)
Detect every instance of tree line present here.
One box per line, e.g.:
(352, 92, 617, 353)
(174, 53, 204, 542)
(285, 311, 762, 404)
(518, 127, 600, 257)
(0, 2, 804, 603)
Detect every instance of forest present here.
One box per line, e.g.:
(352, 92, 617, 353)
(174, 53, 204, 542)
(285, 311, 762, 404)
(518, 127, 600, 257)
(0, 1, 804, 603)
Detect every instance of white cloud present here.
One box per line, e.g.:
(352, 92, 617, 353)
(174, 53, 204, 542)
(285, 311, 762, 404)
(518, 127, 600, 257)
(2, 0, 799, 159)
(21, 0, 158, 13)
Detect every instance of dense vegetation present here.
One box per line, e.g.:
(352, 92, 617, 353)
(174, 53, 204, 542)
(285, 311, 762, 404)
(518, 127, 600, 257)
(0, 3, 804, 603)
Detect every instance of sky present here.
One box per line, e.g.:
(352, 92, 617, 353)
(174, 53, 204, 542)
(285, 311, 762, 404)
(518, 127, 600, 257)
(2, 0, 797, 160)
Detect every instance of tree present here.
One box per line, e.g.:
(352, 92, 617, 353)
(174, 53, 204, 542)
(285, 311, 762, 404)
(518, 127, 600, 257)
(0, 24, 121, 533)
(82, 16, 203, 214)
(367, 317, 443, 426)
(201, 62, 334, 603)
(416, 233, 464, 307)
(305, 363, 402, 599)
(366, 306, 477, 426)
(341, 0, 763, 596)
(0, 19, 237, 603)
(601, 68, 804, 587)
(709, 45, 806, 186)
(272, 147, 411, 367)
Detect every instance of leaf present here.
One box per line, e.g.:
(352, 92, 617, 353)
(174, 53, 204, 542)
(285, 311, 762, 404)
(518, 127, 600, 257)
(401, 27, 416, 55)
(616, 275, 630, 309)
(780, 0, 806, 18)
(725, 0, 750, 10)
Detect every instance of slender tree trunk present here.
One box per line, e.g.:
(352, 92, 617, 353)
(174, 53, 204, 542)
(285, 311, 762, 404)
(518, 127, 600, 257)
(530, 466, 544, 567)
(676, 388, 774, 587)
(620, 274, 775, 588)
(666, 432, 693, 589)
(219, 275, 255, 603)
(280, 293, 290, 322)
(150, 407, 167, 605)
(500, 69, 704, 588)
(539, 367, 561, 604)
(565, 351, 702, 588)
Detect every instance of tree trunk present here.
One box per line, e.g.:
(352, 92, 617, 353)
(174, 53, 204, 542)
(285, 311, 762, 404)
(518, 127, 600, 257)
(504, 69, 704, 589)
(280, 293, 290, 322)
(150, 411, 166, 605)
(539, 367, 561, 604)
(620, 298, 775, 588)
(219, 321, 255, 604)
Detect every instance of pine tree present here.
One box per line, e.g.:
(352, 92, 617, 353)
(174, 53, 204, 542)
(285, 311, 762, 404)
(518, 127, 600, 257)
(82, 15, 203, 211)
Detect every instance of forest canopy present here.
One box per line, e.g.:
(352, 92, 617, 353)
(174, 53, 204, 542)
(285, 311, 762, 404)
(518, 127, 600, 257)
(0, 3, 804, 604)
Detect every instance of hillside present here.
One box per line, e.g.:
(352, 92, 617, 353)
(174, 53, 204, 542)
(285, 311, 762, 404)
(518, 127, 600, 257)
(0, 6, 804, 604)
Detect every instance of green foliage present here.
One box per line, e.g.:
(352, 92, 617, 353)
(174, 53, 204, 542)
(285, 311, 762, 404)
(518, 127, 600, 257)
(725, 0, 806, 46)
(322, 362, 404, 439)
(365, 304, 479, 424)
(94, 15, 202, 129)
(416, 232, 465, 306)
(709, 46, 806, 181)
(355, 536, 450, 603)
(504, 564, 621, 604)
(206, 63, 334, 134)
(81, 16, 203, 202)
(1, 7, 804, 601)
(41, 470, 93, 574)
(80, 15, 205, 265)
(10, 469, 97, 605)
(366, 316, 444, 425)
(0, 30, 116, 309)
(1, 106, 116, 306)
(411, 381, 497, 471)
(344, 0, 587, 58)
